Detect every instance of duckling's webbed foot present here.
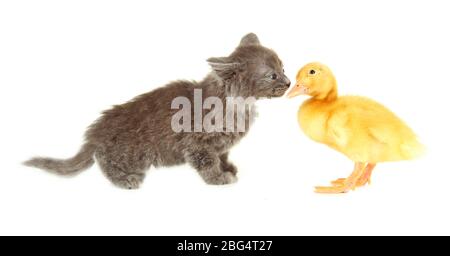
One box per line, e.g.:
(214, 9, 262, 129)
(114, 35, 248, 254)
(330, 163, 376, 188)
(315, 162, 369, 194)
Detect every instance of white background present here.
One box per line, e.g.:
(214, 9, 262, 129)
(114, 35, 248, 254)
(1, 0, 449, 236)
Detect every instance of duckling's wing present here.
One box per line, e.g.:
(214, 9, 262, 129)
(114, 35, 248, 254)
(332, 96, 414, 146)
(325, 96, 423, 161)
(327, 110, 351, 148)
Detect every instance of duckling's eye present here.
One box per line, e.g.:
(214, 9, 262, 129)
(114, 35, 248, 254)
(271, 74, 278, 80)
(309, 70, 316, 75)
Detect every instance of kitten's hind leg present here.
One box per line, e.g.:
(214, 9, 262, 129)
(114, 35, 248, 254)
(109, 172, 145, 190)
(219, 152, 237, 175)
(96, 152, 147, 190)
(185, 150, 237, 185)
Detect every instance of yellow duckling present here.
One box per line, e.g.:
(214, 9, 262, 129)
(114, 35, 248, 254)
(287, 62, 424, 194)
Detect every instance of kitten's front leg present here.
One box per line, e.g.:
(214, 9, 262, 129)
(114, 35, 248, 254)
(185, 150, 237, 185)
(219, 152, 238, 175)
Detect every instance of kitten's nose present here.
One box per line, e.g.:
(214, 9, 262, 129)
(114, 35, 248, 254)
(284, 76, 291, 87)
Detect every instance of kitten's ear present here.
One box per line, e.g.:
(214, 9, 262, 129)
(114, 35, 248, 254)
(207, 57, 243, 79)
(239, 33, 260, 47)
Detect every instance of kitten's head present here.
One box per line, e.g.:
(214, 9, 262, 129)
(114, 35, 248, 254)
(207, 33, 290, 99)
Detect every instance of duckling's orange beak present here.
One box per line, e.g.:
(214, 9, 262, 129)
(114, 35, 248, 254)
(287, 83, 309, 98)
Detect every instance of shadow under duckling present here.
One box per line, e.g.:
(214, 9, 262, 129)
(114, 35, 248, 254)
(287, 62, 424, 194)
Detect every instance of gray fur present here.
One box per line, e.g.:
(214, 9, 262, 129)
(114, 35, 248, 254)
(24, 144, 95, 175)
(24, 33, 290, 189)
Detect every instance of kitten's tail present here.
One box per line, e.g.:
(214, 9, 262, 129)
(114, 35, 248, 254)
(24, 143, 96, 175)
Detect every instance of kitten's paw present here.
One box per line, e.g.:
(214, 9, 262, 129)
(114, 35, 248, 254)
(205, 172, 238, 185)
(221, 162, 238, 175)
(112, 173, 145, 190)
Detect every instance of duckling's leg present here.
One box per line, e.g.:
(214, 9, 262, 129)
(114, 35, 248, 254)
(315, 162, 365, 194)
(331, 163, 376, 187)
(356, 163, 376, 186)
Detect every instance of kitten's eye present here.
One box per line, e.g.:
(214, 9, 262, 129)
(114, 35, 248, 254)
(271, 74, 278, 80)
(283, 69, 285, 73)
(309, 70, 316, 75)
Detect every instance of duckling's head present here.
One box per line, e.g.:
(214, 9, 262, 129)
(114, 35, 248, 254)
(287, 62, 337, 100)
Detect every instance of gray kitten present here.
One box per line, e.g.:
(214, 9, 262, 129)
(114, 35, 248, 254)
(24, 33, 291, 189)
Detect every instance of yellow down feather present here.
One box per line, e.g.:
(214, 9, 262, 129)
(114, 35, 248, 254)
(290, 62, 424, 164)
